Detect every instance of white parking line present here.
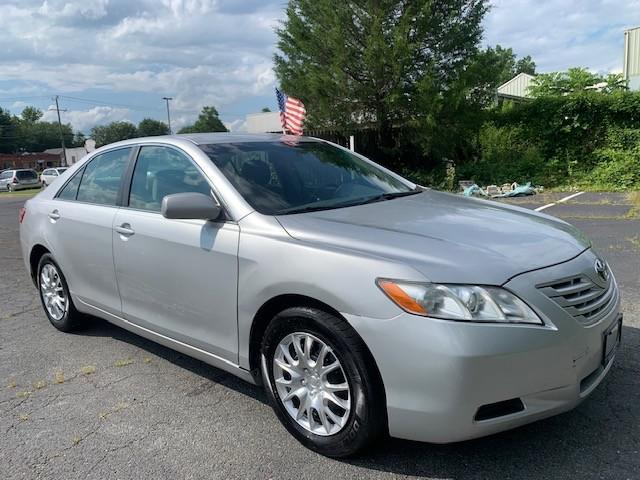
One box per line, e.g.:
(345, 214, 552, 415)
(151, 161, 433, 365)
(534, 191, 585, 212)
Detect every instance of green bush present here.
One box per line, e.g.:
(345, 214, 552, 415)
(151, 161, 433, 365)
(455, 123, 555, 186)
(575, 148, 640, 191)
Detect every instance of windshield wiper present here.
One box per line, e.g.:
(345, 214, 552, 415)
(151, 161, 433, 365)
(350, 187, 422, 206)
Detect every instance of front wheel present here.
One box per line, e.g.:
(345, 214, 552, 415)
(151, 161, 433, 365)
(7, 184, 14, 192)
(261, 307, 385, 457)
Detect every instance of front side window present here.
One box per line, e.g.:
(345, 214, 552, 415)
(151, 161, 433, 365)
(128, 146, 211, 212)
(199, 141, 414, 215)
(76, 148, 131, 206)
(57, 166, 85, 200)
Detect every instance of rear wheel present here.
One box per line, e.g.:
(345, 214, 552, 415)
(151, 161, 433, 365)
(261, 307, 385, 457)
(7, 183, 14, 192)
(37, 254, 81, 332)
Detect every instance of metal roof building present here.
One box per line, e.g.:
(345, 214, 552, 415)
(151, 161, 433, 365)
(496, 73, 535, 101)
(624, 26, 640, 91)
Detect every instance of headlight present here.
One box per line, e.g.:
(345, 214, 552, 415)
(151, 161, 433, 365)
(377, 279, 543, 324)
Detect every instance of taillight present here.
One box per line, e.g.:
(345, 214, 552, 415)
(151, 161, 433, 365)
(13, 177, 19, 183)
(19, 207, 26, 224)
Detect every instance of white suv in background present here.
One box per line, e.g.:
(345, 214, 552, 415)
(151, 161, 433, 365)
(40, 167, 69, 187)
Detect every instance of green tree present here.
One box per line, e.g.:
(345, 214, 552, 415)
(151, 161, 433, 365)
(528, 67, 622, 97)
(515, 55, 536, 75)
(0, 107, 18, 153)
(91, 121, 138, 146)
(71, 131, 86, 147)
(261, 107, 272, 112)
(179, 106, 228, 133)
(137, 118, 170, 137)
(274, 0, 487, 160)
(21, 106, 43, 123)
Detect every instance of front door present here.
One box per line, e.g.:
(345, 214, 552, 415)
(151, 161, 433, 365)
(112, 146, 239, 362)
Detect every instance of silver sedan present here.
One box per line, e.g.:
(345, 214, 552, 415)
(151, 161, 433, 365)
(19, 134, 621, 457)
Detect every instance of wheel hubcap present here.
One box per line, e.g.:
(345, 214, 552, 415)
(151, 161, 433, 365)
(273, 332, 351, 436)
(40, 263, 68, 321)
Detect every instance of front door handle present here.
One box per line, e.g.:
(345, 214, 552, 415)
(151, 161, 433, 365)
(48, 210, 60, 221)
(115, 223, 135, 236)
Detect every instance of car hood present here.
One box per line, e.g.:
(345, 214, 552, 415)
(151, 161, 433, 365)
(275, 190, 591, 285)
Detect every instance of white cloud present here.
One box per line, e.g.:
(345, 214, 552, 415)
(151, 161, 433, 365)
(484, 0, 640, 73)
(41, 105, 133, 132)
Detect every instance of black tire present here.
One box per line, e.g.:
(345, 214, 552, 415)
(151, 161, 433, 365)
(260, 307, 386, 457)
(37, 253, 81, 332)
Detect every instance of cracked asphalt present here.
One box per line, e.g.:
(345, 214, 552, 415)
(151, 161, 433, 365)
(1, 191, 638, 480)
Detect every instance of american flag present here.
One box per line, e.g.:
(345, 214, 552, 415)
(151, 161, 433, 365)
(275, 88, 306, 135)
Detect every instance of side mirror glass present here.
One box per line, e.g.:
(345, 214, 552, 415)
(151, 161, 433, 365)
(161, 192, 222, 221)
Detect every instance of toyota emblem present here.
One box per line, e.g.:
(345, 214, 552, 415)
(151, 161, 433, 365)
(594, 259, 609, 282)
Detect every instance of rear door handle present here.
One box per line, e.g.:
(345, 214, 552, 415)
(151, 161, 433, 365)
(115, 223, 135, 236)
(48, 210, 60, 221)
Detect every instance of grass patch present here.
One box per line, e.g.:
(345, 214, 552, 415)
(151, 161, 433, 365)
(114, 358, 134, 368)
(53, 371, 65, 384)
(18, 414, 29, 422)
(33, 380, 46, 390)
(626, 192, 640, 219)
(7, 378, 16, 388)
(16, 391, 32, 398)
(80, 365, 96, 375)
(628, 236, 640, 250)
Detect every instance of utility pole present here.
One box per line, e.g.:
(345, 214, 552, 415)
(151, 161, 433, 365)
(162, 97, 173, 134)
(53, 96, 67, 166)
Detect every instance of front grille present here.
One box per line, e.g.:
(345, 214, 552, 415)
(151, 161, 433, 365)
(538, 274, 618, 326)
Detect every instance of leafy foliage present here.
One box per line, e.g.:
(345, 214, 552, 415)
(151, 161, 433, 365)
(90, 121, 138, 147)
(137, 118, 170, 137)
(178, 106, 228, 133)
(275, 0, 488, 165)
(529, 68, 628, 98)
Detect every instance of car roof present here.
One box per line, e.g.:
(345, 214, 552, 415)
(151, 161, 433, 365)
(110, 132, 320, 147)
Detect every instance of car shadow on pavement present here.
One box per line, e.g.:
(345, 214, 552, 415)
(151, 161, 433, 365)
(72, 315, 638, 479)
(74, 315, 269, 406)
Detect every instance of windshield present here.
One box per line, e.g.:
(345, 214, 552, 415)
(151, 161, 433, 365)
(16, 170, 37, 180)
(199, 141, 414, 215)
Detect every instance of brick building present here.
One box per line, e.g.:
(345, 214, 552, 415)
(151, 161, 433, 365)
(0, 152, 62, 171)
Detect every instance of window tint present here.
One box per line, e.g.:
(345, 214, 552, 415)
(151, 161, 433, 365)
(76, 148, 131, 206)
(17, 170, 37, 180)
(199, 141, 412, 215)
(128, 146, 211, 212)
(1, 171, 11, 179)
(57, 167, 85, 200)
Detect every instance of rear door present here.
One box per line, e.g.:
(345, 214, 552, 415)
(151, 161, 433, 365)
(47, 147, 132, 316)
(112, 145, 239, 362)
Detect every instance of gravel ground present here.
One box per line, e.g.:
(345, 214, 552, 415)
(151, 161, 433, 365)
(1, 191, 638, 480)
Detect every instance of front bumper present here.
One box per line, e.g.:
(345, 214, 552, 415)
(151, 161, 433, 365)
(345, 250, 621, 443)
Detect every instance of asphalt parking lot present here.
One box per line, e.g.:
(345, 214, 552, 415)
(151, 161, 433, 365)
(1, 190, 638, 480)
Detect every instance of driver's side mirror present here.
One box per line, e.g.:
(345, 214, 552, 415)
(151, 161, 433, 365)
(161, 192, 222, 221)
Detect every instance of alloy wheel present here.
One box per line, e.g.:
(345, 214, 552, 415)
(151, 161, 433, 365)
(273, 332, 351, 436)
(40, 263, 68, 321)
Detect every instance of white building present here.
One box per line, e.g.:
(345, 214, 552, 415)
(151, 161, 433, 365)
(245, 111, 282, 133)
(44, 139, 96, 166)
(496, 72, 536, 101)
(624, 26, 640, 91)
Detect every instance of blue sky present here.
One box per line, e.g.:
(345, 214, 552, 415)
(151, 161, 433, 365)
(1, 0, 639, 134)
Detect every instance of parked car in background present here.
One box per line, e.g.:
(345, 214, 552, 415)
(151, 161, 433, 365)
(19, 134, 621, 457)
(40, 167, 69, 187)
(0, 169, 40, 192)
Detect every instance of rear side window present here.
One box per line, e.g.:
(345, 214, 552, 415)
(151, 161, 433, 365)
(17, 170, 37, 180)
(57, 167, 85, 200)
(76, 148, 131, 206)
(0, 171, 11, 179)
(128, 146, 211, 212)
